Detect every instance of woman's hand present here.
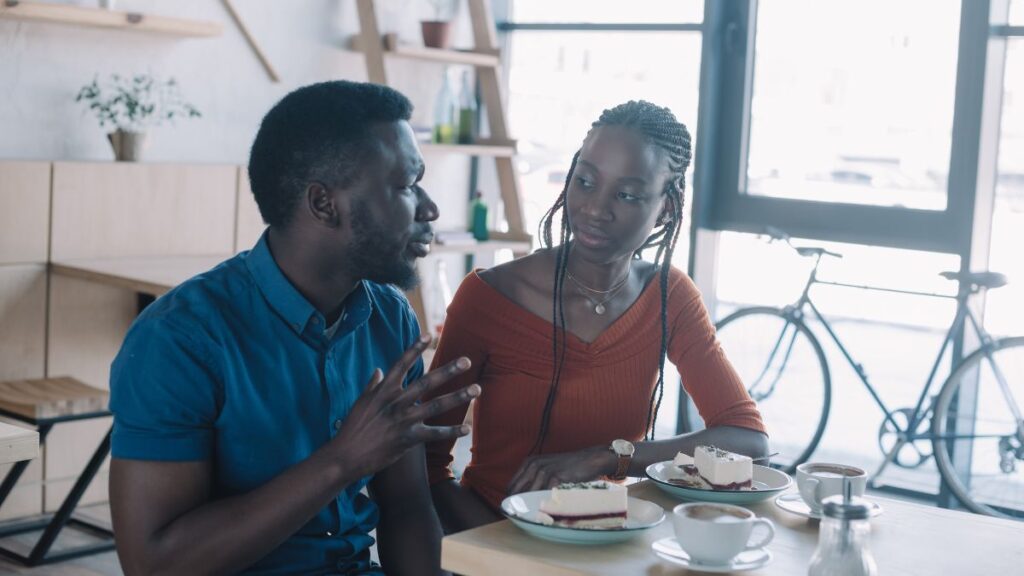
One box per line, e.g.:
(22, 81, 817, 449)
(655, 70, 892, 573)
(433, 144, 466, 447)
(507, 446, 617, 495)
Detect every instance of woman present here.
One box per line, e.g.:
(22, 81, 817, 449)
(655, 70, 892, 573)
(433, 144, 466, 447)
(425, 101, 768, 532)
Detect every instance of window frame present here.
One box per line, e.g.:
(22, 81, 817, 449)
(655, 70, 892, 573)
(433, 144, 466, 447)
(692, 1, 1013, 256)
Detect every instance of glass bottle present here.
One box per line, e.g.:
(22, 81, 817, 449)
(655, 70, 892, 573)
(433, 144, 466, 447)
(469, 191, 489, 241)
(808, 481, 878, 576)
(433, 68, 457, 144)
(457, 70, 477, 144)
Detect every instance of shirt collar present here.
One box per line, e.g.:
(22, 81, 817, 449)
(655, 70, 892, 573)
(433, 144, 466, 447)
(245, 231, 376, 338)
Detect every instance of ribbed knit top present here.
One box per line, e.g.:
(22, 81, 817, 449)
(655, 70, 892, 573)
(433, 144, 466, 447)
(425, 267, 765, 510)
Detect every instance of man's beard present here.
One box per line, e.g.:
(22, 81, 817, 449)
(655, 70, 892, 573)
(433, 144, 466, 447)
(347, 200, 420, 290)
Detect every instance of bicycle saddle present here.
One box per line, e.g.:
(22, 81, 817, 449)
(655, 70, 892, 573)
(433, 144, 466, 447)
(796, 246, 844, 259)
(939, 271, 1008, 289)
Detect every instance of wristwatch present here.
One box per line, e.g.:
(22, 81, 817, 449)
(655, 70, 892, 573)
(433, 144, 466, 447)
(608, 439, 635, 481)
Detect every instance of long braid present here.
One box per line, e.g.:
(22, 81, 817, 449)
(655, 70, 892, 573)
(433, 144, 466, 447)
(532, 153, 578, 454)
(533, 101, 692, 452)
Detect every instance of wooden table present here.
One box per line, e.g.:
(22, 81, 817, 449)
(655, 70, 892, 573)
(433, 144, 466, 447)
(0, 421, 38, 465)
(442, 480, 1024, 575)
(50, 255, 230, 297)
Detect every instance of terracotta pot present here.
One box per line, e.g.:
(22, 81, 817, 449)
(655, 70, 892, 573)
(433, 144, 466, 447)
(420, 20, 452, 49)
(107, 130, 147, 162)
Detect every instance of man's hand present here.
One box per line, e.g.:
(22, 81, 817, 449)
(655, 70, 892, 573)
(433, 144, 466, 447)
(507, 446, 616, 495)
(334, 334, 480, 479)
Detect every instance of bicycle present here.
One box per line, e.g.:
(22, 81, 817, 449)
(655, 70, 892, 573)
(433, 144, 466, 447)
(682, 228, 1024, 519)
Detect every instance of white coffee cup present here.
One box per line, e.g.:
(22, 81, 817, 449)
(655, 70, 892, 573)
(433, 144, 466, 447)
(796, 462, 867, 512)
(672, 502, 775, 566)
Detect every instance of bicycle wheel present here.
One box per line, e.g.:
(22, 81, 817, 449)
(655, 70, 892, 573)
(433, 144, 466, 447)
(684, 307, 831, 474)
(933, 336, 1024, 519)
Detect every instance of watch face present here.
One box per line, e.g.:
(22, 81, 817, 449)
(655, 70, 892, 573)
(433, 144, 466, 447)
(612, 439, 635, 456)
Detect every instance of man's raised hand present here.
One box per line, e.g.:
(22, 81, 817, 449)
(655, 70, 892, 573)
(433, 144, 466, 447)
(333, 334, 479, 478)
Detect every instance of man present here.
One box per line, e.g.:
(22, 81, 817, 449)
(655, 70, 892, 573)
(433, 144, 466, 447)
(108, 81, 479, 575)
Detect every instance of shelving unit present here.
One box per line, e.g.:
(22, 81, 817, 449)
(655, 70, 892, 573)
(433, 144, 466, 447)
(382, 32, 500, 67)
(0, 0, 222, 37)
(354, 0, 531, 333)
(432, 239, 531, 255)
(420, 142, 515, 157)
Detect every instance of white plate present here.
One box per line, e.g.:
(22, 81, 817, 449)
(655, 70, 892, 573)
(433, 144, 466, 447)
(646, 461, 793, 504)
(775, 492, 884, 520)
(501, 490, 665, 545)
(652, 537, 772, 573)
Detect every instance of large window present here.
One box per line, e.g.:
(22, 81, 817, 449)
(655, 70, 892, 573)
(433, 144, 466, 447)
(699, 2, 970, 254)
(746, 0, 961, 211)
(692, 1, 1021, 505)
(986, 37, 1024, 338)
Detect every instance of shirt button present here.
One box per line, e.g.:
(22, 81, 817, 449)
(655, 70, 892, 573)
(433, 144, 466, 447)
(334, 419, 343, 431)
(326, 531, 334, 537)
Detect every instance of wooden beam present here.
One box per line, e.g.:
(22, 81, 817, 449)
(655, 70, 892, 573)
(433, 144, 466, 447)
(355, 0, 387, 85)
(220, 0, 280, 83)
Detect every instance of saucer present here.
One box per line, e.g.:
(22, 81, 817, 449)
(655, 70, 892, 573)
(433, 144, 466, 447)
(775, 492, 884, 520)
(646, 462, 793, 504)
(651, 537, 772, 573)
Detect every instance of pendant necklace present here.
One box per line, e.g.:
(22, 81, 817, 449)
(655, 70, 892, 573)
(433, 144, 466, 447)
(566, 263, 632, 315)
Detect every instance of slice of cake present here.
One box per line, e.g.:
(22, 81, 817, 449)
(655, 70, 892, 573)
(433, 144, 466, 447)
(538, 481, 628, 529)
(668, 452, 711, 489)
(694, 445, 753, 490)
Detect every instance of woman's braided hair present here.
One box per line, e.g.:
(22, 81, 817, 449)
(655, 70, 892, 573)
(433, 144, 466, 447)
(531, 100, 693, 454)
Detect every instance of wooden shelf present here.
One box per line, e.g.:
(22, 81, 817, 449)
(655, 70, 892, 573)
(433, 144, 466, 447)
(383, 33, 499, 67)
(0, 421, 38, 465)
(420, 142, 516, 157)
(432, 238, 531, 254)
(50, 255, 231, 297)
(0, 0, 222, 37)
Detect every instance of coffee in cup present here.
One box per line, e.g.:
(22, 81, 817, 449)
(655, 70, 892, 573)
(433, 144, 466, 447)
(796, 463, 867, 513)
(672, 503, 775, 565)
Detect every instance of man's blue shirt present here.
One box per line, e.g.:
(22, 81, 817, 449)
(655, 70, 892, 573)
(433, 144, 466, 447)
(110, 232, 423, 575)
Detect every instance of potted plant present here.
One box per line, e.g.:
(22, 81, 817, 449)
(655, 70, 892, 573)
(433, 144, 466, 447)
(75, 73, 201, 162)
(421, 0, 458, 49)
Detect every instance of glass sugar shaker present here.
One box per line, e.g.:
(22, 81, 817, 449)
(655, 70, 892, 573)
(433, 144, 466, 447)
(808, 478, 878, 576)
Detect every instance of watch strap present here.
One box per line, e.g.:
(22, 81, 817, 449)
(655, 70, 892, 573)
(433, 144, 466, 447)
(610, 451, 631, 480)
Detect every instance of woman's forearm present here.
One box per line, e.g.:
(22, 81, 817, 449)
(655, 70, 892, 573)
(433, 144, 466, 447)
(629, 426, 769, 476)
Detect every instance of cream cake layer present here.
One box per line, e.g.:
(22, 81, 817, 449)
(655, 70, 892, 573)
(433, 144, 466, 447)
(539, 481, 627, 529)
(694, 445, 753, 489)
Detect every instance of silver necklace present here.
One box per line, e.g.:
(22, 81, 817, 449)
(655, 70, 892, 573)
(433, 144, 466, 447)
(566, 265, 631, 315)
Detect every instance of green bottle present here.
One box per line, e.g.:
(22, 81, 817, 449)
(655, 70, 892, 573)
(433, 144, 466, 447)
(470, 191, 489, 241)
(457, 70, 477, 144)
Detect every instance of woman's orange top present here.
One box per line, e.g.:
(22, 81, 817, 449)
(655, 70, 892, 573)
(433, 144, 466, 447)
(425, 267, 765, 510)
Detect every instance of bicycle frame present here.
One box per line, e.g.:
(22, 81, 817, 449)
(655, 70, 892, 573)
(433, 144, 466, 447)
(775, 254, 1009, 479)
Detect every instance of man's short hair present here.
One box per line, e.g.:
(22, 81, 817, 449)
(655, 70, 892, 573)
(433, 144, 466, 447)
(248, 81, 414, 228)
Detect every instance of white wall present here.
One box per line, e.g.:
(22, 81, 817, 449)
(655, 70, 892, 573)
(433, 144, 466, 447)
(0, 0, 474, 207)
(0, 0, 482, 312)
